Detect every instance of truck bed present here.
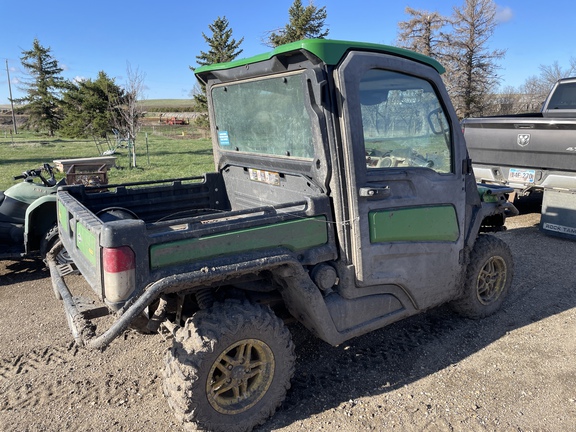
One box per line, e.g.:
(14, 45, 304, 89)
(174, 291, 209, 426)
(56, 171, 336, 310)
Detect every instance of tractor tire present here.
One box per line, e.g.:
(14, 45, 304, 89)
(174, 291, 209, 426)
(452, 235, 514, 319)
(163, 299, 295, 432)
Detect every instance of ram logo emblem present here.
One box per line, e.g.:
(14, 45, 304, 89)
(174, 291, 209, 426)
(517, 133, 531, 147)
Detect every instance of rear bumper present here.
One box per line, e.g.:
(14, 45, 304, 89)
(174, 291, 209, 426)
(47, 241, 157, 350)
(47, 242, 312, 350)
(474, 165, 576, 193)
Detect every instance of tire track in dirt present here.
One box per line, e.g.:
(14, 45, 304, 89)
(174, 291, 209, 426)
(1, 342, 78, 413)
(0, 340, 161, 415)
(0, 342, 78, 382)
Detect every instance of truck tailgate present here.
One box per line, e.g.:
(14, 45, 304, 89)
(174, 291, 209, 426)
(463, 117, 576, 172)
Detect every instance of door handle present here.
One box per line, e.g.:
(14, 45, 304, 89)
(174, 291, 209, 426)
(359, 186, 391, 198)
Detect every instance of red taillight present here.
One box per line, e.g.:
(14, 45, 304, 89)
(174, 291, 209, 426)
(103, 246, 135, 273)
(103, 246, 136, 303)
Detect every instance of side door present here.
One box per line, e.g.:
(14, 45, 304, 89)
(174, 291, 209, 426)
(336, 51, 467, 309)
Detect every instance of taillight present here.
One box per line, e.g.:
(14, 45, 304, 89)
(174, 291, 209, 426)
(103, 246, 136, 303)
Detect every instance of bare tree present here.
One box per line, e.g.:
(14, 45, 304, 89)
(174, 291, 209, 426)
(111, 64, 146, 168)
(520, 59, 576, 107)
(443, 0, 505, 118)
(397, 7, 448, 59)
(481, 85, 523, 116)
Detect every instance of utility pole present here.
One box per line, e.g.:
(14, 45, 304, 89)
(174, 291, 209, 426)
(5, 59, 18, 135)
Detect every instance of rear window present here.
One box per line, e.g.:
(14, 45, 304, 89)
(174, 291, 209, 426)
(211, 72, 315, 159)
(547, 82, 576, 109)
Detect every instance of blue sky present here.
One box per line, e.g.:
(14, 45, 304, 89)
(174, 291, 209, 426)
(1, 0, 575, 103)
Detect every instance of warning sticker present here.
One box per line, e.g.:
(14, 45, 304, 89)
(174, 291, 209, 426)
(218, 131, 230, 146)
(248, 168, 280, 186)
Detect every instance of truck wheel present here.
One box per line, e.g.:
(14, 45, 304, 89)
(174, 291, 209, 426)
(163, 299, 295, 432)
(452, 235, 513, 319)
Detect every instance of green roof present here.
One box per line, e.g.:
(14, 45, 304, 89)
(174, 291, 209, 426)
(194, 39, 445, 75)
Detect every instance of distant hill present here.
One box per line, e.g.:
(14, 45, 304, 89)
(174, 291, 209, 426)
(1, 100, 195, 112)
(140, 99, 195, 112)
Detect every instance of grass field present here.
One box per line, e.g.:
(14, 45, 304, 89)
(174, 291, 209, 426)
(140, 99, 195, 110)
(0, 126, 214, 191)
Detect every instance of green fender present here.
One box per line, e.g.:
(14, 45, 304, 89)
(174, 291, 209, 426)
(24, 195, 58, 253)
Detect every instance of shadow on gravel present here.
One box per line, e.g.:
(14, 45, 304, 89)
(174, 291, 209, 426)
(0, 259, 48, 286)
(513, 192, 543, 214)
(261, 222, 576, 431)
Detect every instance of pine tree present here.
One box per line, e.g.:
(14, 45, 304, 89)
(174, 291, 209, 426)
(18, 39, 69, 136)
(267, 0, 329, 47)
(192, 16, 244, 111)
(60, 71, 125, 139)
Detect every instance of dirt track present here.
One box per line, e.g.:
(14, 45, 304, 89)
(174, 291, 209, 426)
(1, 207, 575, 431)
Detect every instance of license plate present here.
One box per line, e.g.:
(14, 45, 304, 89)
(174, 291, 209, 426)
(508, 168, 535, 184)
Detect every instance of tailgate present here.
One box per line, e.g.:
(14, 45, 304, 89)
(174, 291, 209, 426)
(57, 190, 147, 304)
(57, 191, 105, 297)
(463, 117, 576, 172)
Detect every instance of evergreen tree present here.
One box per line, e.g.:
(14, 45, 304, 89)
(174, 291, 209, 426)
(192, 16, 244, 110)
(60, 71, 125, 139)
(267, 0, 329, 47)
(18, 39, 69, 136)
(397, 7, 448, 59)
(443, 0, 505, 118)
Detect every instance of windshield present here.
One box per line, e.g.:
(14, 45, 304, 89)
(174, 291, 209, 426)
(211, 72, 315, 159)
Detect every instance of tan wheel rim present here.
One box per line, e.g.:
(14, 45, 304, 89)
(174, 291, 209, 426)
(476, 256, 507, 305)
(206, 338, 275, 415)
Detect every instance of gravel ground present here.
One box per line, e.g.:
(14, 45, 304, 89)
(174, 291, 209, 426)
(1, 204, 575, 431)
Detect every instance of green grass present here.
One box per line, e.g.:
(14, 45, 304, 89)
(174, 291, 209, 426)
(140, 99, 196, 112)
(0, 128, 214, 191)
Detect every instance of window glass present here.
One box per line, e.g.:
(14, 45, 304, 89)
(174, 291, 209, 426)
(547, 82, 576, 109)
(211, 72, 314, 159)
(360, 69, 452, 173)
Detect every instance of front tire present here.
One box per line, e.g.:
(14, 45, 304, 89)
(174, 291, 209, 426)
(164, 299, 295, 432)
(452, 235, 513, 319)
(40, 224, 70, 265)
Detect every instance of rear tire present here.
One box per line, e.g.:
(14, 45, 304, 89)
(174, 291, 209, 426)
(452, 235, 513, 319)
(164, 299, 295, 432)
(40, 224, 70, 265)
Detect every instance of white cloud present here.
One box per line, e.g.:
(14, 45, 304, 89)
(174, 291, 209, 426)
(74, 76, 87, 83)
(495, 5, 513, 23)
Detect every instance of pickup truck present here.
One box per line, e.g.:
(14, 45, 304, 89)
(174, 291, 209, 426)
(462, 77, 576, 195)
(49, 39, 517, 432)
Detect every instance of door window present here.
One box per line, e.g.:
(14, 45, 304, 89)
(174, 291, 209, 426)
(360, 69, 452, 173)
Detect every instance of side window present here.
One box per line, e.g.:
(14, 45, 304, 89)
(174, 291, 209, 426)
(360, 69, 453, 173)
